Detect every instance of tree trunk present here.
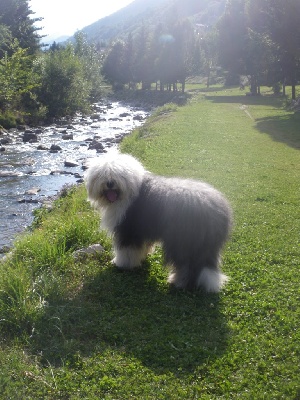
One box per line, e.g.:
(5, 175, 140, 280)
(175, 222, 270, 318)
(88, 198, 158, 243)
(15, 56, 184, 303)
(292, 84, 296, 100)
(250, 75, 258, 95)
(207, 67, 210, 88)
(181, 80, 185, 93)
(282, 78, 286, 96)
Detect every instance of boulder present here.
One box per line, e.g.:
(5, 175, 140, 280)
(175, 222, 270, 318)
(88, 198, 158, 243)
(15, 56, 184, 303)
(0, 137, 13, 145)
(25, 187, 41, 195)
(64, 160, 79, 167)
(50, 144, 62, 152)
(133, 114, 144, 121)
(0, 170, 23, 177)
(62, 133, 74, 140)
(37, 144, 49, 150)
(23, 131, 38, 143)
(88, 140, 104, 151)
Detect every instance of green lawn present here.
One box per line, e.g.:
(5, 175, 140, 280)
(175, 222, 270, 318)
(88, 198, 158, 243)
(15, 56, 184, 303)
(1, 86, 299, 399)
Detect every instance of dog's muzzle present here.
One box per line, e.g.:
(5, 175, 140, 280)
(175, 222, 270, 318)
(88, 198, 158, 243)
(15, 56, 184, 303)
(104, 180, 119, 203)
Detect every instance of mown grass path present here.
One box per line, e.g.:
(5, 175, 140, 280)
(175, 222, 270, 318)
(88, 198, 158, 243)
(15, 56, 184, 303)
(1, 87, 299, 399)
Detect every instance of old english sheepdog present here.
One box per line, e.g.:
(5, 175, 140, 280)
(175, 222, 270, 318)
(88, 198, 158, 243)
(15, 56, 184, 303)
(85, 153, 232, 292)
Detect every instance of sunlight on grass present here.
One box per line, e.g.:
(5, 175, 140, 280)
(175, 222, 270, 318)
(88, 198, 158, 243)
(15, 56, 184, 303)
(0, 87, 299, 399)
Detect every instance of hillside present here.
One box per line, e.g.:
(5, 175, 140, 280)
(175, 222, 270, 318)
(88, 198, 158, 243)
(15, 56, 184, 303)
(79, 0, 226, 43)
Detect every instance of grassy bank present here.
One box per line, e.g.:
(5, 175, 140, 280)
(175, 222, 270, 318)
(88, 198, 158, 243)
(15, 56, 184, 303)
(0, 86, 299, 399)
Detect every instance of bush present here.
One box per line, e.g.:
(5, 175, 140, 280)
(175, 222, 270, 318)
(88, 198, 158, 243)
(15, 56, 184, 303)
(37, 46, 90, 118)
(0, 110, 17, 128)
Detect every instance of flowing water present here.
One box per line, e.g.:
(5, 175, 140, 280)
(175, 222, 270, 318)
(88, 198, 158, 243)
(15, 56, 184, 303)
(0, 101, 148, 251)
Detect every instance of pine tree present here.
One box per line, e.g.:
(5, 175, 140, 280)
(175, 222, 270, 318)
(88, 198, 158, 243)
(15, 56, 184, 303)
(0, 0, 42, 56)
(267, 0, 300, 99)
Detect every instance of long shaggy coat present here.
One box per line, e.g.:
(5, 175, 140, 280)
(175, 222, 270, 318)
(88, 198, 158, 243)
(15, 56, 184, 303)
(85, 153, 232, 292)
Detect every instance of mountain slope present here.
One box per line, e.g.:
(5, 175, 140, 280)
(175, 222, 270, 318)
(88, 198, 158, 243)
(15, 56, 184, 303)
(79, 0, 226, 43)
(80, 0, 168, 42)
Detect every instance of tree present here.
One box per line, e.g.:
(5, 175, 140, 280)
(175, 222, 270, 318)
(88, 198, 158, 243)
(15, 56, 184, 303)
(0, 0, 42, 56)
(37, 45, 91, 118)
(217, 0, 248, 85)
(0, 23, 12, 56)
(200, 29, 218, 88)
(101, 41, 126, 89)
(155, 19, 194, 92)
(132, 24, 152, 89)
(121, 33, 135, 87)
(267, 0, 300, 99)
(73, 31, 103, 101)
(0, 39, 40, 111)
(218, 0, 300, 96)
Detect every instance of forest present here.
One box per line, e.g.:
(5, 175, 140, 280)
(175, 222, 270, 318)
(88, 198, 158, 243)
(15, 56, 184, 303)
(0, 0, 299, 127)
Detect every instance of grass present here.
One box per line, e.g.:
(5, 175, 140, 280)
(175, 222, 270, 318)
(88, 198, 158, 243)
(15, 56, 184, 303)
(0, 85, 299, 399)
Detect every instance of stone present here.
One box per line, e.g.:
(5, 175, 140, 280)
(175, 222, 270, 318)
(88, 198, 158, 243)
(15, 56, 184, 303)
(25, 187, 41, 195)
(62, 133, 74, 140)
(73, 244, 104, 261)
(50, 144, 62, 152)
(64, 160, 79, 167)
(0, 170, 23, 177)
(23, 132, 38, 143)
(37, 144, 49, 150)
(88, 140, 104, 151)
(133, 114, 144, 121)
(0, 137, 12, 145)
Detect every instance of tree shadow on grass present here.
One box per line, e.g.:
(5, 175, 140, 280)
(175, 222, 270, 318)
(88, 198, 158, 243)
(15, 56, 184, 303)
(205, 93, 300, 149)
(255, 113, 300, 150)
(31, 260, 230, 375)
(187, 86, 228, 94)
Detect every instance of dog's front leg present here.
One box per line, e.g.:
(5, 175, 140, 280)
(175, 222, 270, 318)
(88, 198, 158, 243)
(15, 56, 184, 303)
(112, 244, 149, 269)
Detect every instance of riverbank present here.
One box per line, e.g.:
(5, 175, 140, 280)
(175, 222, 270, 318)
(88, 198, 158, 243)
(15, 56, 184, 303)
(107, 87, 189, 108)
(1, 85, 299, 398)
(0, 100, 149, 251)
(0, 89, 190, 252)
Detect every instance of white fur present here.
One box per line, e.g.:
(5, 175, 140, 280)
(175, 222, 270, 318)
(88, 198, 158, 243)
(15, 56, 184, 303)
(197, 268, 229, 293)
(85, 153, 146, 231)
(112, 243, 152, 269)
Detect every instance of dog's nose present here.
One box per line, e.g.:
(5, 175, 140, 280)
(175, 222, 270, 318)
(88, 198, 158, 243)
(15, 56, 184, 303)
(106, 180, 114, 189)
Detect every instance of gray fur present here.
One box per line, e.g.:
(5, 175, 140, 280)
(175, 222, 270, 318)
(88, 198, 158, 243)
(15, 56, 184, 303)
(85, 153, 233, 292)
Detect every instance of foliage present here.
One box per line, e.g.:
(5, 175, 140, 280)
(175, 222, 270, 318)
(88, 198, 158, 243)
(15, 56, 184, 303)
(0, 0, 41, 57)
(0, 40, 40, 115)
(0, 85, 299, 398)
(217, 0, 300, 97)
(102, 19, 200, 92)
(267, 0, 300, 99)
(0, 33, 102, 125)
(73, 31, 103, 101)
(37, 45, 89, 118)
(1, 0, 300, 122)
(0, 3, 102, 123)
(0, 110, 19, 128)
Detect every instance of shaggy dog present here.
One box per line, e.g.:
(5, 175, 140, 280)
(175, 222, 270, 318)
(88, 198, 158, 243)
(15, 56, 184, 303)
(85, 153, 232, 292)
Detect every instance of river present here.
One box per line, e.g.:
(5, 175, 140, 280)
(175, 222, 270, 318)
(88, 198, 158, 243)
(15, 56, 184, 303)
(0, 100, 148, 251)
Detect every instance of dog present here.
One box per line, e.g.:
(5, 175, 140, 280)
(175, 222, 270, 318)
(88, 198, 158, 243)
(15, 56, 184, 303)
(84, 152, 232, 292)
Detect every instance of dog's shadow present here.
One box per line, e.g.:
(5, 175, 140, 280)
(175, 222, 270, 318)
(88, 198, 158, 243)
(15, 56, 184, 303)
(33, 259, 229, 375)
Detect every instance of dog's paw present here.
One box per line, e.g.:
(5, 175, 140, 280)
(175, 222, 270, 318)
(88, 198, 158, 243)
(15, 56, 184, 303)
(111, 257, 138, 270)
(167, 272, 184, 288)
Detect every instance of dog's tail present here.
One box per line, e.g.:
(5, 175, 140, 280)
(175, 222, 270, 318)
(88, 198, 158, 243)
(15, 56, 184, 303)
(197, 267, 229, 293)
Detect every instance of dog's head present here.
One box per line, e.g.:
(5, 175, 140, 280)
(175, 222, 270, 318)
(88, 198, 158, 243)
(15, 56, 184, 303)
(84, 152, 146, 210)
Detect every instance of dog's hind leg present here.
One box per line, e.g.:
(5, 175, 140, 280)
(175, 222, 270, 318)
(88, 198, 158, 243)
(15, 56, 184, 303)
(197, 267, 229, 293)
(112, 243, 151, 269)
